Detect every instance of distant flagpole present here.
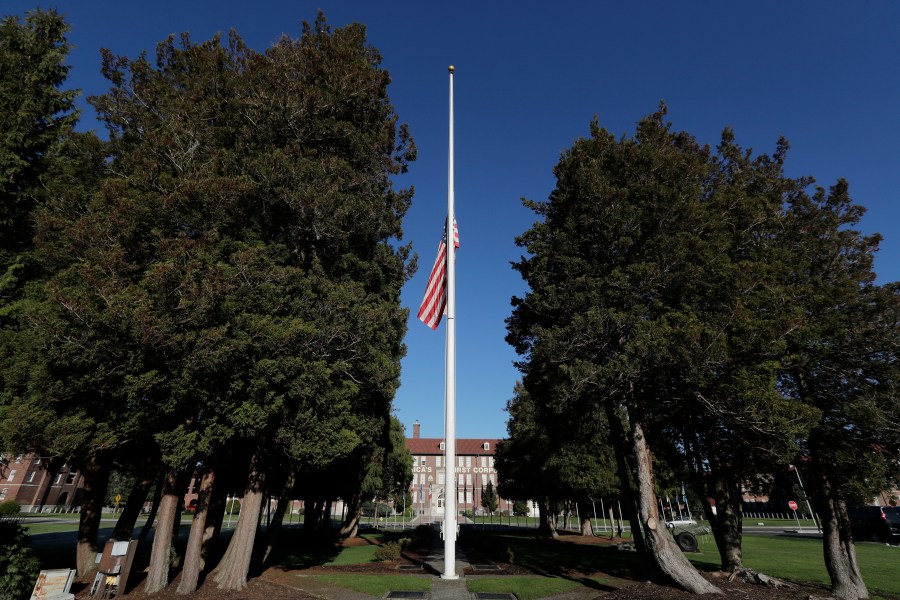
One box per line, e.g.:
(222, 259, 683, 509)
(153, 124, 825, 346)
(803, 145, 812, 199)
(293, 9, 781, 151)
(442, 64, 458, 580)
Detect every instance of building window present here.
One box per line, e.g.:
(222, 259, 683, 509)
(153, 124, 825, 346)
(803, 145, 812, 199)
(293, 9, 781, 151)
(0, 488, 7, 500)
(65, 472, 76, 485)
(466, 474, 472, 487)
(465, 456, 471, 468)
(458, 456, 463, 467)
(27, 471, 36, 483)
(438, 472, 445, 485)
(482, 474, 488, 485)
(439, 441, 445, 450)
(412, 473, 417, 485)
(483, 442, 490, 451)
(458, 474, 464, 486)
(15, 455, 23, 464)
(489, 457, 494, 468)
(480, 456, 487, 468)
(466, 491, 473, 504)
(54, 473, 62, 484)
(435, 456, 441, 468)
(458, 491, 464, 504)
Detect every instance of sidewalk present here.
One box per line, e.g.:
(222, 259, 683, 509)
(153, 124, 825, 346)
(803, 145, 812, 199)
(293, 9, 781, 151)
(426, 525, 470, 600)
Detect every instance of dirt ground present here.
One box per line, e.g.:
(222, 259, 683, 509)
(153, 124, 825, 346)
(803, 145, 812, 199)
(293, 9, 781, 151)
(69, 532, 854, 600)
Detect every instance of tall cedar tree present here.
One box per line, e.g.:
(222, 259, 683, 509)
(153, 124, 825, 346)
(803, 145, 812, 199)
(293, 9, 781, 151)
(662, 132, 818, 571)
(509, 108, 722, 593)
(778, 180, 898, 600)
(509, 107, 897, 597)
(0, 9, 77, 261)
(0, 9, 118, 578)
(9, 11, 413, 591)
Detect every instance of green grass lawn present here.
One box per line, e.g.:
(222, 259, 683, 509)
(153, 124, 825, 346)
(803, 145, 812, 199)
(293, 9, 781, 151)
(22, 522, 86, 535)
(279, 532, 387, 569)
(468, 576, 611, 600)
(688, 533, 900, 597)
(308, 574, 432, 596)
(462, 529, 640, 581)
(19, 512, 83, 520)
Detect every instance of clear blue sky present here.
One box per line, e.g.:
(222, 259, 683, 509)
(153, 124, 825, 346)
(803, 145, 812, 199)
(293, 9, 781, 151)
(8, 1, 899, 441)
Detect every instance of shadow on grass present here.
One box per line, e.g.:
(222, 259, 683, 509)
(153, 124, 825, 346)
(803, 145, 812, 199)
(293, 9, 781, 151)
(29, 521, 648, 596)
(460, 527, 641, 590)
(28, 522, 234, 595)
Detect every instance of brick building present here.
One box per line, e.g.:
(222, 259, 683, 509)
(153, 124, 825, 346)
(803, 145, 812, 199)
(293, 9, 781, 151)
(0, 453, 83, 512)
(405, 420, 510, 519)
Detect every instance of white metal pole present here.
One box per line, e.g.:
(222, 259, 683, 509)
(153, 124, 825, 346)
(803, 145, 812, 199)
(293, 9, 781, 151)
(791, 464, 820, 532)
(442, 64, 459, 580)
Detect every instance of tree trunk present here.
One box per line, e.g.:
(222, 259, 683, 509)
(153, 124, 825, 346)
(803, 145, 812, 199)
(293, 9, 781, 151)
(139, 468, 165, 545)
(213, 452, 265, 591)
(708, 472, 743, 571)
(177, 467, 216, 594)
(172, 490, 185, 539)
(203, 479, 227, 547)
(605, 401, 648, 555)
(608, 506, 617, 539)
(578, 499, 594, 536)
(262, 468, 296, 565)
(537, 499, 559, 539)
(340, 490, 363, 538)
(817, 467, 868, 600)
(304, 499, 322, 531)
(75, 454, 111, 578)
(322, 499, 333, 529)
(112, 464, 157, 541)
(629, 412, 721, 594)
(145, 468, 181, 593)
(262, 496, 288, 565)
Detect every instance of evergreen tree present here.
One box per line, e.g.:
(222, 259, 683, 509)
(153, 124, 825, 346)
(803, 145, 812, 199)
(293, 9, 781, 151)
(4, 11, 414, 591)
(778, 179, 899, 600)
(0, 9, 77, 260)
(481, 480, 499, 515)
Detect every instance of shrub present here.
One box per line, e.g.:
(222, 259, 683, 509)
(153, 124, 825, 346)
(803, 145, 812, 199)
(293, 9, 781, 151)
(225, 499, 241, 515)
(407, 524, 433, 552)
(0, 520, 41, 600)
(373, 541, 402, 562)
(0, 500, 21, 517)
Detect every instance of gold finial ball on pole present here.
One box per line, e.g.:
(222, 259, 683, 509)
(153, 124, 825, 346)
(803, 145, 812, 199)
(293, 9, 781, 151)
(448, 65, 455, 73)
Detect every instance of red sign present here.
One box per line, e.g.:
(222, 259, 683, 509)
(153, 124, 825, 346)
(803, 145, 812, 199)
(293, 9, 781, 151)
(788, 500, 798, 511)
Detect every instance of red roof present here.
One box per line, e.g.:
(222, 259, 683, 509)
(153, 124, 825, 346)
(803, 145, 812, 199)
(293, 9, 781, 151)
(406, 438, 502, 456)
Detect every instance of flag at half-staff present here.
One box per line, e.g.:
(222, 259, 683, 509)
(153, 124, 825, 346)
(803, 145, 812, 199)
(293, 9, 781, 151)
(417, 218, 459, 329)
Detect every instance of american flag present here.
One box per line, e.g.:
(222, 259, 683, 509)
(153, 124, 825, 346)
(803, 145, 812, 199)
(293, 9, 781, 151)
(417, 218, 459, 329)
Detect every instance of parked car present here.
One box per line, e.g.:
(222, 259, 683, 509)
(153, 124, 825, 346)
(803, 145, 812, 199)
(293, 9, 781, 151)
(847, 506, 900, 544)
(665, 518, 697, 527)
(665, 519, 707, 552)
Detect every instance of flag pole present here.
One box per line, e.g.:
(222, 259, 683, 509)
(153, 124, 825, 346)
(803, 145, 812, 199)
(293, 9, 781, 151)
(442, 64, 458, 580)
